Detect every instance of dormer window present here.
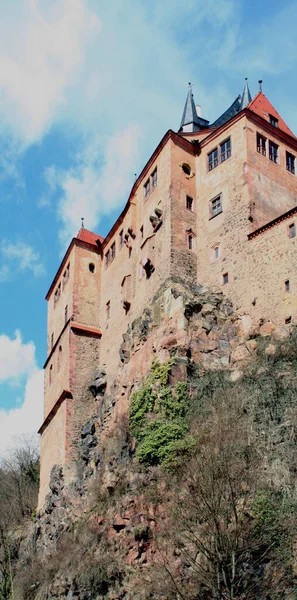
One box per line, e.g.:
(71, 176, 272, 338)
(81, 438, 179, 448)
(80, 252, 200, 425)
(269, 114, 278, 127)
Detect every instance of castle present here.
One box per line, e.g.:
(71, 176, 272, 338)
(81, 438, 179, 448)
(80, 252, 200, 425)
(38, 80, 297, 506)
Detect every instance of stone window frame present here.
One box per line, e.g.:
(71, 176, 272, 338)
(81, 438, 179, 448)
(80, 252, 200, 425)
(62, 263, 70, 289)
(288, 222, 296, 239)
(269, 140, 279, 164)
(58, 345, 62, 372)
(209, 194, 223, 219)
(186, 195, 194, 212)
(286, 151, 295, 175)
(257, 132, 267, 156)
(269, 114, 278, 128)
(186, 228, 196, 252)
(207, 137, 231, 172)
(151, 167, 157, 190)
(222, 272, 229, 286)
(111, 241, 116, 262)
(54, 282, 61, 307)
(211, 242, 220, 261)
(105, 250, 110, 268)
(49, 364, 53, 386)
(106, 300, 111, 320)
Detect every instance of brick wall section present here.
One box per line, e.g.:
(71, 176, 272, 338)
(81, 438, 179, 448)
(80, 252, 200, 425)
(67, 330, 100, 461)
(196, 117, 252, 313)
(246, 122, 297, 230)
(248, 219, 297, 324)
(38, 400, 67, 507)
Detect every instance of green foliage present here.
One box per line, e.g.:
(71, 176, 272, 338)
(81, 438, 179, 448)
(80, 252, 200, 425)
(130, 361, 192, 467)
(251, 490, 295, 563)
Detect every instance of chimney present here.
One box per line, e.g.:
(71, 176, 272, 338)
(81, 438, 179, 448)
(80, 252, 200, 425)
(196, 104, 202, 117)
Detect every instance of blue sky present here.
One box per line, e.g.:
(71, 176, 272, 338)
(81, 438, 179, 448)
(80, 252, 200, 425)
(1, 0, 297, 454)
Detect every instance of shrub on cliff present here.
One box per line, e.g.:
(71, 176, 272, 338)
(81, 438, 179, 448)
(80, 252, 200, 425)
(130, 361, 195, 467)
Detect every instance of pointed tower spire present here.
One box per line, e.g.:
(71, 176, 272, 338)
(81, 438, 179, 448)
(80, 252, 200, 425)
(240, 78, 252, 109)
(179, 83, 209, 132)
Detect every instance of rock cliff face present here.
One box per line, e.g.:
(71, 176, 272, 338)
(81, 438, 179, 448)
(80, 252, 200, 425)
(15, 278, 296, 599)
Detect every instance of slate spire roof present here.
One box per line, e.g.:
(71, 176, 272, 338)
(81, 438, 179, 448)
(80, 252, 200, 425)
(179, 83, 209, 132)
(240, 78, 252, 109)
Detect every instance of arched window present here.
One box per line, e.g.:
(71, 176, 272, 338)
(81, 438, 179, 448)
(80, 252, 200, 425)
(58, 346, 62, 372)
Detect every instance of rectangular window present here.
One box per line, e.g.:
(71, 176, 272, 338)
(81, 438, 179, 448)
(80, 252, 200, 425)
(51, 333, 54, 350)
(140, 225, 144, 238)
(286, 151, 295, 174)
(223, 272, 229, 285)
(65, 305, 68, 324)
(188, 235, 193, 250)
(119, 230, 124, 248)
(208, 148, 218, 171)
(186, 195, 193, 211)
(220, 138, 231, 162)
(106, 300, 110, 320)
(54, 283, 61, 306)
(144, 178, 150, 199)
(111, 242, 116, 261)
(257, 133, 266, 156)
(289, 223, 296, 238)
(269, 114, 278, 127)
(105, 250, 110, 267)
(285, 280, 290, 293)
(151, 168, 157, 189)
(210, 195, 222, 218)
(269, 140, 278, 163)
(214, 245, 220, 259)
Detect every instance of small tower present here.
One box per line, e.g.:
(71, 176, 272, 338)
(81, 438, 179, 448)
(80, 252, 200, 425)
(240, 78, 252, 109)
(38, 228, 103, 506)
(179, 83, 209, 133)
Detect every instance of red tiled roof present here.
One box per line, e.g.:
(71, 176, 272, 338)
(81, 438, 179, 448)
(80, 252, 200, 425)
(76, 228, 104, 246)
(248, 92, 296, 139)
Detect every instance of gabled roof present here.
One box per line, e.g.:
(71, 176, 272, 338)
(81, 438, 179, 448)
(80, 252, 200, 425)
(247, 92, 296, 139)
(77, 227, 104, 246)
(210, 95, 242, 128)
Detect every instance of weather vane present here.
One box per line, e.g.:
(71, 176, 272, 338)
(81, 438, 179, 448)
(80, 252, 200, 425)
(81, 217, 84, 228)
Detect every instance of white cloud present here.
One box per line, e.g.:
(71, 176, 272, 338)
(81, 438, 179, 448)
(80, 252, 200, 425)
(0, 0, 101, 145)
(55, 124, 142, 246)
(0, 330, 43, 457)
(1, 241, 45, 280)
(0, 369, 43, 458)
(0, 330, 36, 383)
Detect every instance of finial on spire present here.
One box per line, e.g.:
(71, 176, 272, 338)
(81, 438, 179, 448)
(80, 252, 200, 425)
(240, 77, 252, 109)
(258, 79, 263, 92)
(81, 217, 84, 228)
(179, 82, 209, 132)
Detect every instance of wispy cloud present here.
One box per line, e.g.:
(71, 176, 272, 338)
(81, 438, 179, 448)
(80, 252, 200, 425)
(0, 330, 36, 383)
(45, 124, 142, 246)
(0, 241, 45, 280)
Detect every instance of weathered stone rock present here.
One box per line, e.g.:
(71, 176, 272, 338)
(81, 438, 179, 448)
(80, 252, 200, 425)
(89, 369, 107, 398)
(265, 343, 277, 356)
(81, 420, 95, 438)
(230, 369, 243, 382)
